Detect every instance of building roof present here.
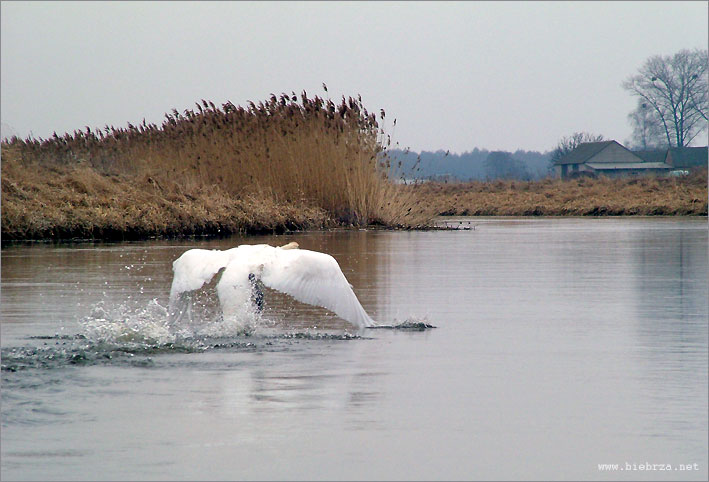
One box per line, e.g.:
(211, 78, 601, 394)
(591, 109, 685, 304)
(668, 147, 707, 168)
(554, 141, 616, 165)
(633, 149, 668, 163)
(586, 162, 671, 170)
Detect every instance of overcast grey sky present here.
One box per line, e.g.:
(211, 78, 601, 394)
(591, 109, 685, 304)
(1, 1, 707, 153)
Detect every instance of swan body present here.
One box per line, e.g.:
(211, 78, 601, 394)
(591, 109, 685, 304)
(168, 242, 375, 329)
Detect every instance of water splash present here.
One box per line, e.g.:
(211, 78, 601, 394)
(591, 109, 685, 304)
(369, 317, 437, 331)
(1, 295, 365, 374)
(81, 294, 272, 346)
(82, 299, 174, 345)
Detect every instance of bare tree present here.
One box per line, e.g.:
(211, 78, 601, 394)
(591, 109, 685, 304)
(623, 49, 708, 148)
(626, 100, 666, 149)
(548, 132, 604, 170)
(689, 64, 708, 121)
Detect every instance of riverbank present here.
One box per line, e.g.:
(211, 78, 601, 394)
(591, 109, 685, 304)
(3, 159, 705, 241)
(2, 93, 705, 241)
(1, 93, 433, 241)
(412, 172, 707, 217)
(0, 154, 331, 241)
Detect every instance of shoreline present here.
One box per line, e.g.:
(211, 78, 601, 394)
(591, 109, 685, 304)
(3, 138, 705, 243)
(3, 172, 706, 242)
(2, 212, 705, 245)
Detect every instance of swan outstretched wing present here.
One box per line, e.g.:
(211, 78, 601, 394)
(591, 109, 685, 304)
(167, 248, 232, 323)
(168, 244, 375, 329)
(261, 249, 375, 329)
(169, 245, 272, 301)
(169, 249, 231, 303)
(168, 245, 270, 322)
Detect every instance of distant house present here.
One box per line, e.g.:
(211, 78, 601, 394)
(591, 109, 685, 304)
(554, 140, 668, 178)
(636, 146, 708, 173)
(632, 149, 668, 164)
(666, 147, 708, 170)
(554, 141, 707, 179)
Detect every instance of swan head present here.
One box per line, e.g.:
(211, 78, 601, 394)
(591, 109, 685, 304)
(278, 242, 300, 250)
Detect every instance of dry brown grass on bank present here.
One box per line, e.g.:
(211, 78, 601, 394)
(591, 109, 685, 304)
(1, 147, 330, 240)
(3, 93, 432, 231)
(413, 170, 708, 217)
(4, 92, 704, 242)
(1, 92, 435, 240)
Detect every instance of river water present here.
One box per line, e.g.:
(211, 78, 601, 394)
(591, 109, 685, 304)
(1, 217, 707, 481)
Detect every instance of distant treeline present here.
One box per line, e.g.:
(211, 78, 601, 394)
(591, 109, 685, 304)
(385, 148, 552, 182)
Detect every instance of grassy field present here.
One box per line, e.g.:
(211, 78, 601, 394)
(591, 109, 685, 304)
(2, 94, 706, 241)
(413, 171, 707, 217)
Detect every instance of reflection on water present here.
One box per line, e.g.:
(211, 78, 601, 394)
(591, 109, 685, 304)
(1, 218, 707, 481)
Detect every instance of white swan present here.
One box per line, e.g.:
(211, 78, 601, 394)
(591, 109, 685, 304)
(168, 242, 376, 329)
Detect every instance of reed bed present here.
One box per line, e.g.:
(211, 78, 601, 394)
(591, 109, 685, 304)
(1, 92, 434, 240)
(1, 147, 330, 240)
(413, 170, 708, 217)
(3, 93, 703, 242)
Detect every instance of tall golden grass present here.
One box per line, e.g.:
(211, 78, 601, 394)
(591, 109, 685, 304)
(1, 92, 434, 240)
(1, 149, 331, 240)
(3, 92, 704, 241)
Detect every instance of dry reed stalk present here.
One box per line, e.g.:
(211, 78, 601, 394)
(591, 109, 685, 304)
(2, 92, 434, 240)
